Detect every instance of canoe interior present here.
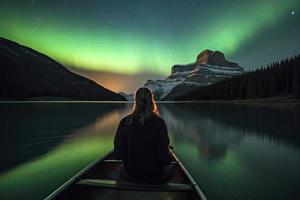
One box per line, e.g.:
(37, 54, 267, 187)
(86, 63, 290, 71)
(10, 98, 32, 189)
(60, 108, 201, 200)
(52, 152, 201, 200)
(54, 186, 198, 200)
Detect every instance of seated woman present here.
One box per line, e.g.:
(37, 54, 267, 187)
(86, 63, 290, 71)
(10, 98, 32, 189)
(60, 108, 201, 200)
(114, 87, 176, 184)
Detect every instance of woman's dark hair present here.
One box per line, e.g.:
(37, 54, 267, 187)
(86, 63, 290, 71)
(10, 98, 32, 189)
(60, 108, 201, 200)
(126, 87, 159, 125)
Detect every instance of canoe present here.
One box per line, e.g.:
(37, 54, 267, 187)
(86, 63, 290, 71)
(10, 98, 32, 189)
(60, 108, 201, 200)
(45, 149, 207, 200)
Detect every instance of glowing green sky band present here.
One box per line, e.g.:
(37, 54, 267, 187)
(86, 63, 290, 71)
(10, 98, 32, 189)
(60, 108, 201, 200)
(0, 0, 297, 75)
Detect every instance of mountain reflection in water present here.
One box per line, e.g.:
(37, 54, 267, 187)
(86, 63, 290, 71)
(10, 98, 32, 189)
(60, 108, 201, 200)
(0, 102, 299, 200)
(159, 103, 300, 200)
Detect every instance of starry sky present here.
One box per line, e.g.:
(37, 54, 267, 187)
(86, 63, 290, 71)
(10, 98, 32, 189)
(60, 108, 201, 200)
(0, 0, 299, 93)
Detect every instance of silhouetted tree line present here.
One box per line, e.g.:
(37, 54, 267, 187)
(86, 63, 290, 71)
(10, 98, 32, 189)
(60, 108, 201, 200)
(177, 55, 300, 100)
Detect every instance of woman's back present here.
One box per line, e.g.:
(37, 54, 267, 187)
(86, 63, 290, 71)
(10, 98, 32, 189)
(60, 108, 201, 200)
(114, 114, 171, 178)
(114, 87, 172, 180)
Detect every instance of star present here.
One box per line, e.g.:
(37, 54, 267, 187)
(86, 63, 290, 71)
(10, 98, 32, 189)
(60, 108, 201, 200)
(291, 11, 295, 15)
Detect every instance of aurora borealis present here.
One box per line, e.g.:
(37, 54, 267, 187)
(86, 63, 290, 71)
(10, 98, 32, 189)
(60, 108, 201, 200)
(1, 0, 299, 92)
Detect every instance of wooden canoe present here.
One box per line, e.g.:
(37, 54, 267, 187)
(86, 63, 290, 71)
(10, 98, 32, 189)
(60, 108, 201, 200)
(44, 149, 207, 200)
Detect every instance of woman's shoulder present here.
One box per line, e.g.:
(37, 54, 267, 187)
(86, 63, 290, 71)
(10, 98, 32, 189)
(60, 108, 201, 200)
(119, 114, 138, 125)
(155, 115, 164, 121)
(151, 115, 166, 125)
(119, 114, 132, 124)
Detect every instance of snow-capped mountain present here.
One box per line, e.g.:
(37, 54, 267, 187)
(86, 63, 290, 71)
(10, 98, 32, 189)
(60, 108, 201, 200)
(144, 49, 244, 100)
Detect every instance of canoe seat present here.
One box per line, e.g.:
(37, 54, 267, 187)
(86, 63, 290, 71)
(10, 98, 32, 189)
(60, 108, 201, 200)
(102, 160, 177, 165)
(76, 179, 194, 192)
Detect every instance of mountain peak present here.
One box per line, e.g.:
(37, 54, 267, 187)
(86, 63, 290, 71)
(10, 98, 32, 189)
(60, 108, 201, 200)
(196, 49, 239, 67)
(146, 49, 244, 100)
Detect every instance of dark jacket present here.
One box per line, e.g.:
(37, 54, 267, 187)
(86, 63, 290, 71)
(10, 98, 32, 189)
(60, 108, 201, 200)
(114, 114, 171, 178)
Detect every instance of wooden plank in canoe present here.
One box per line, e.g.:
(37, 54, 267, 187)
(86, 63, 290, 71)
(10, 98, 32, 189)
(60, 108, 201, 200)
(102, 160, 177, 165)
(53, 184, 198, 200)
(81, 160, 186, 184)
(77, 178, 194, 191)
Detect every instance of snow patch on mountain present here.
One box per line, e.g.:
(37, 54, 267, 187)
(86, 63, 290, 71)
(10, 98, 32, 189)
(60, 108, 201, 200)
(145, 78, 185, 99)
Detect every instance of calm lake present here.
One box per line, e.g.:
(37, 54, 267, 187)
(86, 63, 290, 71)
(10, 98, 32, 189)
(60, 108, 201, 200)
(0, 102, 299, 200)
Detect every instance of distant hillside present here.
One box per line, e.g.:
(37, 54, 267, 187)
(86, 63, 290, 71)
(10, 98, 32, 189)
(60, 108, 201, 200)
(177, 55, 300, 101)
(0, 37, 125, 101)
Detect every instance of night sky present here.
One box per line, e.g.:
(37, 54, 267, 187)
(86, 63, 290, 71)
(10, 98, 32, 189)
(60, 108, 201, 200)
(1, 0, 299, 92)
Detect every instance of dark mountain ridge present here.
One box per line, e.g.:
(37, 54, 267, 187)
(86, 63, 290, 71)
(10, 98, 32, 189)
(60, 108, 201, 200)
(0, 37, 125, 101)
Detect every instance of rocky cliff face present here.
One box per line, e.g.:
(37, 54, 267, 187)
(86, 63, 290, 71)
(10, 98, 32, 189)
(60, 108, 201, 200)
(144, 49, 244, 100)
(196, 49, 239, 67)
(0, 37, 126, 101)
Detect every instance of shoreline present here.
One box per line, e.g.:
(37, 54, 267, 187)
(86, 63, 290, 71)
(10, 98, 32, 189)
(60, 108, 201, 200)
(1, 96, 300, 104)
(167, 96, 300, 104)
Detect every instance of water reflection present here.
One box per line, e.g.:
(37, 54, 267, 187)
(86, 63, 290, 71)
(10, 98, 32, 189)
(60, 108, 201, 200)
(159, 103, 300, 200)
(0, 103, 126, 172)
(0, 102, 129, 200)
(160, 103, 300, 158)
(0, 102, 299, 200)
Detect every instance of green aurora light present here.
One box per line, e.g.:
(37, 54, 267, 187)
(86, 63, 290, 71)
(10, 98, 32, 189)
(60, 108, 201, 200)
(0, 0, 299, 75)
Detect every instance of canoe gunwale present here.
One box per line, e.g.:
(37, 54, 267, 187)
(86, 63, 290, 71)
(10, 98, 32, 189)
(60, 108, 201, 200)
(44, 151, 113, 200)
(170, 150, 207, 200)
